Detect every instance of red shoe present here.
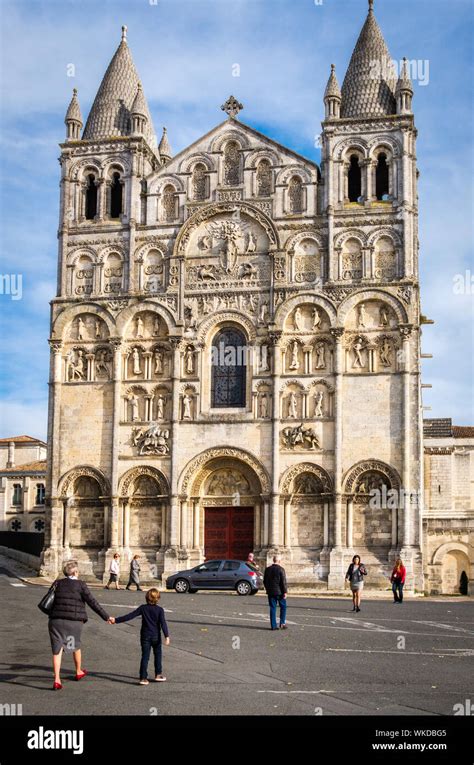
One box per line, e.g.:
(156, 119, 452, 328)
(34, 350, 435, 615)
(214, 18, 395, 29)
(53, 681, 62, 690)
(75, 670, 87, 681)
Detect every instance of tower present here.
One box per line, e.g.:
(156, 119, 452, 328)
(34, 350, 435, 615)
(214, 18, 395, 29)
(321, 0, 422, 589)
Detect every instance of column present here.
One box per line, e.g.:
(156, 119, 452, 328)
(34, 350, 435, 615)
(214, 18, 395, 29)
(323, 501, 329, 547)
(62, 500, 70, 549)
(254, 503, 261, 549)
(283, 498, 291, 548)
(346, 499, 353, 547)
(160, 502, 167, 548)
(401, 328, 412, 547)
(103, 504, 110, 549)
(193, 500, 200, 549)
(109, 340, 122, 549)
(328, 328, 345, 590)
(166, 338, 182, 561)
(123, 502, 130, 549)
(391, 506, 398, 548)
(270, 332, 282, 549)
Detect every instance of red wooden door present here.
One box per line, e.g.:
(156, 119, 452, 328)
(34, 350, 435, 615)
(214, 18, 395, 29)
(204, 507, 254, 560)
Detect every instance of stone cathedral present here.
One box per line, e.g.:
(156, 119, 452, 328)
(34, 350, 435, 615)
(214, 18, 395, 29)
(41, 1, 428, 591)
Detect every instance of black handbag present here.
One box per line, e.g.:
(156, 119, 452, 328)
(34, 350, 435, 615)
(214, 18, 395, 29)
(38, 580, 58, 615)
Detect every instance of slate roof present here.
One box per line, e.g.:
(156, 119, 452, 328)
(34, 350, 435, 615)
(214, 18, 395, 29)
(453, 426, 474, 439)
(423, 419, 453, 438)
(65, 88, 83, 124)
(341, 2, 396, 118)
(158, 127, 172, 161)
(83, 28, 155, 147)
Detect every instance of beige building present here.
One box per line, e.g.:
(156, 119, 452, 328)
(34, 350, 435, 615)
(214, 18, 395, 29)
(423, 420, 474, 595)
(0, 436, 47, 533)
(38, 2, 470, 594)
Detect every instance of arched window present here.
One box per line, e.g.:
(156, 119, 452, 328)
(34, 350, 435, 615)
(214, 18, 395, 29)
(288, 176, 304, 214)
(211, 328, 246, 408)
(85, 174, 97, 220)
(348, 155, 361, 202)
(223, 141, 240, 186)
(110, 172, 123, 218)
(256, 159, 272, 196)
(191, 163, 207, 201)
(375, 153, 389, 200)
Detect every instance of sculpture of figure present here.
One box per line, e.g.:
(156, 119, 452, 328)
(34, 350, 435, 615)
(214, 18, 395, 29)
(185, 347, 194, 375)
(312, 307, 322, 330)
(95, 350, 109, 379)
(132, 424, 170, 455)
(222, 234, 238, 273)
(130, 395, 140, 422)
(288, 392, 298, 419)
(294, 307, 303, 331)
(315, 342, 326, 370)
(380, 339, 392, 366)
(380, 306, 389, 326)
(353, 337, 365, 368)
(154, 350, 164, 375)
(314, 390, 324, 418)
(132, 347, 142, 375)
(153, 317, 161, 336)
(239, 262, 257, 280)
(95, 320, 101, 339)
(77, 317, 86, 341)
(69, 349, 85, 380)
(182, 393, 192, 420)
(248, 294, 258, 313)
(259, 345, 270, 372)
(156, 394, 165, 420)
(259, 300, 268, 324)
(281, 423, 320, 451)
(246, 231, 257, 253)
(259, 393, 268, 418)
(358, 303, 367, 328)
(136, 316, 144, 338)
(198, 264, 217, 281)
(289, 340, 299, 371)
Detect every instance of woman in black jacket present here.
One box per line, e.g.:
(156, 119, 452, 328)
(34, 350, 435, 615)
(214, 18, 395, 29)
(48, 560, 111, 690)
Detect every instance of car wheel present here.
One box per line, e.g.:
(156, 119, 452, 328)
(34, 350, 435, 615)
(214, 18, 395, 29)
(236, 580, 252, 596)
(174, 578, 189, 593)
(249, 589, 258, 595)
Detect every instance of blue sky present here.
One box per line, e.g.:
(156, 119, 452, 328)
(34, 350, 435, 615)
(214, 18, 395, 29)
(0, 0, 473, 441)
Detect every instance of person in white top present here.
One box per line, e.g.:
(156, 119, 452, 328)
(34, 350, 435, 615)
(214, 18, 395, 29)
(105, 553, 121, 590)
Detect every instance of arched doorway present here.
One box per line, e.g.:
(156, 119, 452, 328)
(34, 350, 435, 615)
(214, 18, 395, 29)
(441, 549, 470, 595)
(179, 449, 270, 564)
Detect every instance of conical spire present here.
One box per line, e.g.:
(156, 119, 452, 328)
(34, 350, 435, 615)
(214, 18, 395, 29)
(396, 57, 413, 94)
(324, 64, 341, 100)
(131, 83, 148, 117)
(83, 26, 155, 147)
(158, 127, 172, 163)
(65, 88, 83, 140)
(341, 0, 396, 118)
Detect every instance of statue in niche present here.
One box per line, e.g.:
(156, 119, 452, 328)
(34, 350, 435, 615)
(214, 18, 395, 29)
(153, 317, 161, 336)
(312, 307, 322, 330)
(379, 339, 392, 367)
(68, 349, 86, 381)
(259, 392, 269, 418)
(356, 472, 386, 495)
(380, 306, 389, 327)
(131, 424, 170, 455)
(136, 316, 144, 338)
(288, 392, 298, 419)
(246, 231, 257, 253)
(315, 342, 326, 370)
(259, 300, 269, 324)
(182, 393, 193, 420)
(132, 347, 142, 375)
(156, 394, 166, 420)
(314, 390, 324, 417)
(295, 474, 321, 494)
(222, 233, 239, 273)
(352, 337, 365, 368)
(95, 320, 102, 339)
(289, 340, 299, 371)
(77, 317, 86, 341)
(293, 307, 303, 331)
(259, 345, 270, 372)
(129, 394, 140, 422)
(95, 350, 110, 379)
(154, 350, 164, 375)
(358, 304, 367, 328)
(185, 347, 194, 375)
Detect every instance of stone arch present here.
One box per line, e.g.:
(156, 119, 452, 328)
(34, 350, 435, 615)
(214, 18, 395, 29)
(280, 462, 333, 495)
(274, 293, 337, 330)
(119, 465, 169, 499)
(343, 459, 401, 495)
(174, 200, 279, 255)
(197, 310, 257, 345)
(210, 129, 251, 153)
(367, 136, 400, 160)
(245, 147, 279, 170)
(334, 230, 367, 249)
(338, 289, 409, 326)
(58, 465, 110, 498)
(115, 300, 177, 337)
(70, 159, 102, 182)
(102, 158, 130, 178)
(150, 174, 185, 196)
(334, 138, 369, 161)
(367, 228, 402, 249)
(52, 304, 116, 342)
(286, 230, 324, 253)
(179, 447, 271, 497)
(178, 153, 215, 174)
(67, 247, 98, 266)
(276, 164, 315, 186)
(432, 541, 471, 566)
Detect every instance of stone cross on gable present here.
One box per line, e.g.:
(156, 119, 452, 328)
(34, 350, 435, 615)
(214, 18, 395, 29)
(221, 95, 244, 119)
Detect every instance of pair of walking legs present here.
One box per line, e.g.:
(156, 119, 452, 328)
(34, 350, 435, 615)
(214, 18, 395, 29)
(351, 589, 362, 611)
(140, 637, 162, 680)
(268, 595, 287, 630)
(53, 647, 82, 684)
(392, 581, 404, 602)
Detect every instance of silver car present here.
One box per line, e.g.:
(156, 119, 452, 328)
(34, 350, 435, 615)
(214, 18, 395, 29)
(166, 559, 263, 596)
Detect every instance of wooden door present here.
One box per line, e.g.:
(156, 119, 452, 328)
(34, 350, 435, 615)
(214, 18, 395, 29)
(204, 507, 254, 560)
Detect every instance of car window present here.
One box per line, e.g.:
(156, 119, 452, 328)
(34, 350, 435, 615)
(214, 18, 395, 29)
(223, 561, 240, 571)
(196, 560, 222, 572)
(245, 562, 259, 571)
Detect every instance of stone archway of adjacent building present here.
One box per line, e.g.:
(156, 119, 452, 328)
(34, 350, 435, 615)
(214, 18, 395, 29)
(432, 542, 471, 595)
(118, 466, 170, 552)
(179, 448, 270, 562)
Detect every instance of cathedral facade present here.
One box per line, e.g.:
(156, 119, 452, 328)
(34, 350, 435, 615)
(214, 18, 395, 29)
(41, 2, 429, 591)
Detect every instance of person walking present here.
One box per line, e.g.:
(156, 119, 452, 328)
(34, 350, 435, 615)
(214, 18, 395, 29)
(105, 552, 121, 590)
(48, 560, 112, 690)
(126, 555, 142, 591)
(110, 588, 170, 685)
(345, 555, 367, 612)
(246, 552, 259, 571)
(390, 558, 406, 603)
(263, 555, 288, 631)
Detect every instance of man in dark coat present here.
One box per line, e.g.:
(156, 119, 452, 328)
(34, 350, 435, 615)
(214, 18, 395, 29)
(263, 555, 288, 630)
